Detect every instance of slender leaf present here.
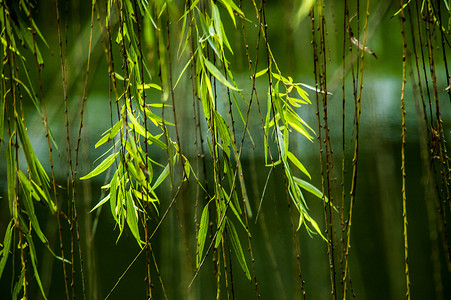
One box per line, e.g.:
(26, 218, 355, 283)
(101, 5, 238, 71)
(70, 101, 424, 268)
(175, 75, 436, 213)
(25, 234, 47, 300)
(126, 189, 142, 247)
(204, 59, 240, 91)
(287, 151, 311, 179)
(293, 177, 330, 204)
(196, 202, 210, 267)
(0, 220, 13, 278)
(6, 138, 17, 218)
(227, 220, 251, 280)
(18, 171, 48, 244)
(80, 152, 118, 180)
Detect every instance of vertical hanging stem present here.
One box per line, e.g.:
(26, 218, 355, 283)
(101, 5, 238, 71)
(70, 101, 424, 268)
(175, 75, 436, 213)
(71, 1, 97, 298)
(399, 1, 411, 298)
(54, 0, 71, 298)
(319, 0, 337, 297)
(344, 0, 370, 297)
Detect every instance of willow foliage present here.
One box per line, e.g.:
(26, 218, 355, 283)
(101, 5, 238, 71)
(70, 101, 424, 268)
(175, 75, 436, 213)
(1, 0, 450, 299)
(0, 0, 327, 298)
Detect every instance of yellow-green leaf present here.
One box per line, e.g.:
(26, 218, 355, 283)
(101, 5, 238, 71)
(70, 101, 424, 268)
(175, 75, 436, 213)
(204, 59, 240, 91)
(287, 151, 311, 179)
(126, 189, 142, 247)
(227, 220, 251, 280)
(196, 202, 209, 267)
(80, 152, 118, 180)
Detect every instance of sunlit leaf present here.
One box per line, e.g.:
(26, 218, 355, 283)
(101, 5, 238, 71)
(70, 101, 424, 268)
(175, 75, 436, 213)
(90, 193, 111, 212)
(152, 164, 169, 190)
(391, 0, 412, 18)
(295, 0, 316, 24)
(95, 120, 122, 148)
(204, 59, 240, 91)
(287, 151, 311, 179)
(293, 177, 330, 205)
(218, 0, 244, 27)
(126, 189, 142, 247)
(254, 68, 269, 78)
(137, 83, 162, 91)
(80, 152, 118, 180)
(196, 202, 209, 267)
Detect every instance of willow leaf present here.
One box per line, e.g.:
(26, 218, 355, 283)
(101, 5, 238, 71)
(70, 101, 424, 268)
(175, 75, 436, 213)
(303, 213, 327, 241)
(80, 152, 118, 180)
(287, 151, 311, 179)
(95, 120, 122, 148)
(214, 215, 226, 249)
(295, 0, 316, 23)
(391, 0, 412, 17)
(227, 220, 251, 280)
(293, 177, 330, 205)
(25, 234, 47, 300)
(17, 170, 40, 201)
(0, 86, 3, 143)
(110, 171, 120, 221)
(196, 202, 209, 267)
(137, 83, 162, 91)
(91, 194, 111, 212)
(285, 111, 314, 141)
(294, 86, 312, 104)
(16, 115, 41, 185)
(152, 164, 169, 191)
(254, 68, 269, 78)
(13, 268, 25, 300)
(126, 190, 142, 247)
(219, 0, 244, 26)
(212, 4, 223, 47)
(0, 220, 13, 278)
(18, 171, 48, 244)
(204, 59, 240, 91)
(6, 139, 17, 218)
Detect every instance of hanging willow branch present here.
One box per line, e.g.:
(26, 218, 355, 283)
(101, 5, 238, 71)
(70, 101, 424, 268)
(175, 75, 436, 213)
(399, 1, 411, 298)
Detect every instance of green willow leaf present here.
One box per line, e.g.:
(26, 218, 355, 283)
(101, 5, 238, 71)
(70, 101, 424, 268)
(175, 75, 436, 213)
(0, 44, 3, 142)
(302, 213, 327, 241)
(294, 86, 312, 104)
(6, 139, 17, 218)
(0, 220, 13, 279)
(295, 0, 316, 23)
(90, 194, 111, 212)
(218, 0, 244, 26)
(18, 171, 48, 244)
(215, 215, 226, 249)
(152, 163, 169, 191)
(254, 68, 269, 78)
(126, 189, 142, 247)
(12, 268, 25, 300)
(285, 110, 314, 141)
(95, 120, 122, 148)
(25, 234, 47, 300)
(287, 151, 311, 179)
(392, 0, 412, 17)
(196, 202, 209, 267)
(227, 220, 251, 280)
(16, 115, 43, 185)
(110, 170, 120, 223)
(204, 59, 240, 91)
(80, 152, 119, 180)
(293, 177, 332, 207)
